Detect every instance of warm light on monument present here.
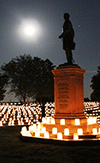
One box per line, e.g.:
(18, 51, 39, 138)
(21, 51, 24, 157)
(73, 133, 78, 140)
(41, 127, 46, 133)
(37, 122, 41, 131)
(75, 119, 80, 125)
(29, 125, 34, 132)
(93, 128, 97, 135)
(99, 128, 100, 134)
(0, 121, 3, 126)
(77, 128, 83, 135)
(42, 117, 47, 124)
(64, 128, 69, 135)
(46, 117, 51, 124)
(21, 126, 27, 136)
(57, 132, 63, 140)
(60, 119, 65, 125)
(52, 127, 57, 134)
(87, 117, 97, 125)
(44, 131, 49, 138)
(35, 131, 40, 137)
(51, 118, 55, 124)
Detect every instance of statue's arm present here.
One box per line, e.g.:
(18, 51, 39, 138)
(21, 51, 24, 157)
(58, 29, 69, 39)
(59, 33, 63, 39)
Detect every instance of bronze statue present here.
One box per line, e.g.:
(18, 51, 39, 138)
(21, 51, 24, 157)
(59, 13, 76, 64)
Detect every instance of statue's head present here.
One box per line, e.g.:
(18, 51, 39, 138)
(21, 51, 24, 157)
(64, 13, 70, 20)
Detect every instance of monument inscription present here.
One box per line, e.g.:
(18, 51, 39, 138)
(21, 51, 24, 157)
(56, 80, 69, 109)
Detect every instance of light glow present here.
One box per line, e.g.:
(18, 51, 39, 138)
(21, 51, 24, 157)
(73, 133, 78, 140)
(93, 128, 97, 135)
(18, 19, 42, 42)
(60, 119, 65, 125)
(52, 127, 57, 134)
(99, 128, 100, 134)
(35, 131, 40, 137)
(75, 119, 80, 125)
(41, 127, 46, 133)
(24, 26, 35, 36)
(87, 117, 97, 125)
(57, 132, 62, 140)
(44, 131, 49, 138)
(64, 128, 69, 136)
(77, 128, 83, 135)
(51, 118, 55, 124)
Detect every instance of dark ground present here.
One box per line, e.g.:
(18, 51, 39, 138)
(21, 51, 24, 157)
(0, 126, 100, 163)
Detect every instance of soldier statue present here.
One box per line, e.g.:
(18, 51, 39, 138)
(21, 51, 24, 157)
(59, 13, 76, 64)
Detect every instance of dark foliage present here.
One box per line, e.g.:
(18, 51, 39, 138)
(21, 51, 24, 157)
(0, 73, 8, 101)
(1, 54, 55, 103)
(90, 66, 100, 101)
(84, 97, 90, 102)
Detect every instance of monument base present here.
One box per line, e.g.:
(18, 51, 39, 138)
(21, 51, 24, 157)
(52, 63, 86, 121)
(57, 62, 81, 69)
(20, 115, 100, 143)
(42, 117, 99, 135)
(54, 112, 85, 119)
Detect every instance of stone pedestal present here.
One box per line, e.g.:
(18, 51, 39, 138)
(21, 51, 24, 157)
(52, 64, 86, 119)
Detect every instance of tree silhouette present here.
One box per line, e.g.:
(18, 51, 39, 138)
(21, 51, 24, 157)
(90, 66, 100, 101)
(0, 73, 8, 101)
(1, 54, 55, 103)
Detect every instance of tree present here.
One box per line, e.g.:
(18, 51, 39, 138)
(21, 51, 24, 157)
(31, 57, 55, 117)
(0, 73, 8, 101)
(84, 97, 90, 102)
(32, 58, 55, 103)
(90, 66, 100, 101)
(1, 54, 55, 103)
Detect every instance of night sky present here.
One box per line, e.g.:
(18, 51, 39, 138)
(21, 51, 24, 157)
(0, 0, 100, 102)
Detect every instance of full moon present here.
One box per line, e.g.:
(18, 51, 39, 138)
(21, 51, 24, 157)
(24, 26, 35, 36)
(18, 19, 42, 41)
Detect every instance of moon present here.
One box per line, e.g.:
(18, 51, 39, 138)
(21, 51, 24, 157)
(23, 22, 39, 37)
(18, 19, 42, 41)
(24, 25, 35, 36)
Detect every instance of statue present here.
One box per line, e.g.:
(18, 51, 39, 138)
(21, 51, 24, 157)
(59, 13, 76, 64)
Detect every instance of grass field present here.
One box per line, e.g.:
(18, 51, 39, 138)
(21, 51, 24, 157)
(0, 126, 100, 163)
